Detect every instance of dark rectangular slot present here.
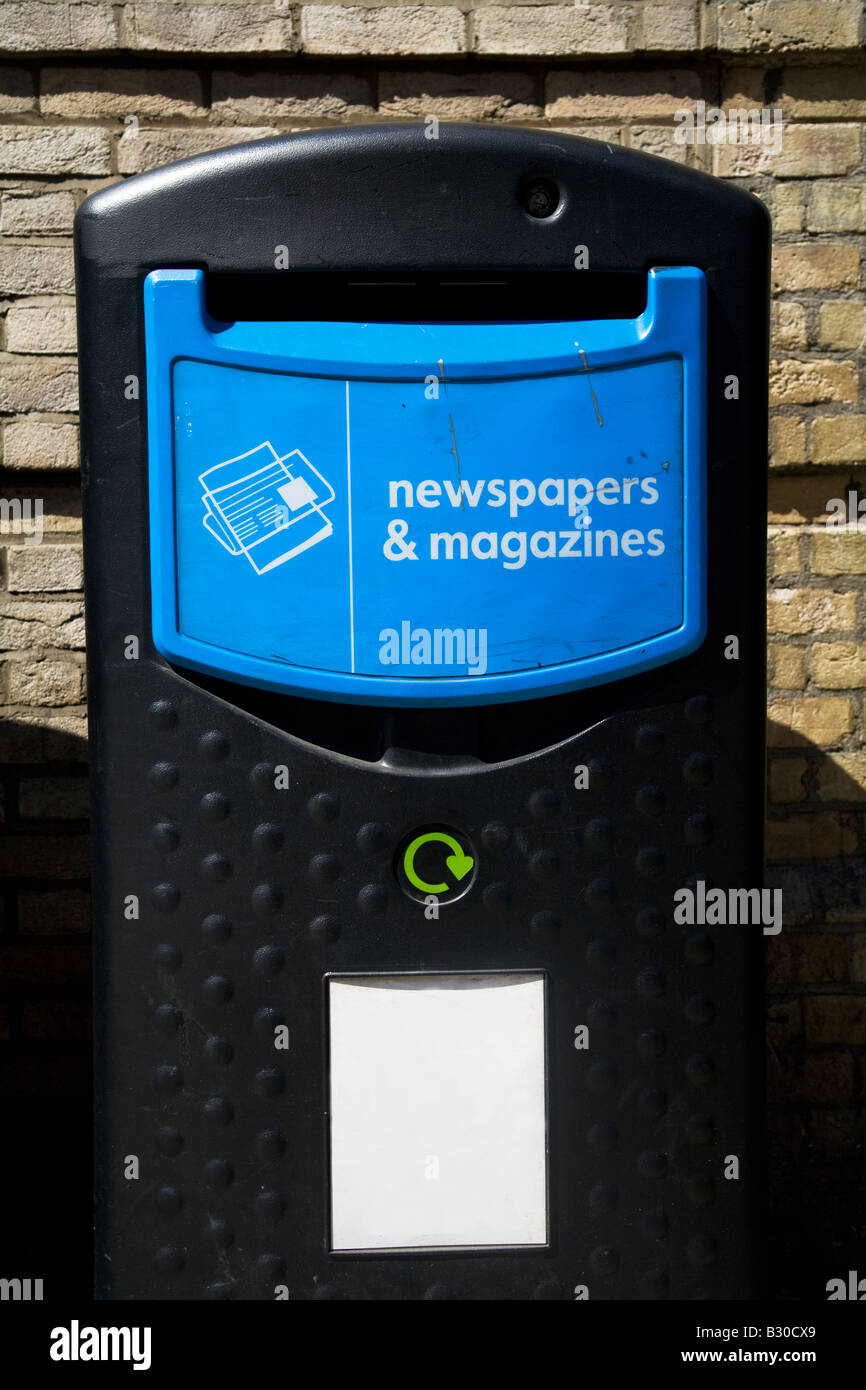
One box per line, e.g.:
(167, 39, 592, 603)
(205, 269, 647, 325)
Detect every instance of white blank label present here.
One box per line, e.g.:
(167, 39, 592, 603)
(328, 972, 547, 1252)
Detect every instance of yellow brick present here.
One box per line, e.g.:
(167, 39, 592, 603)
(771, 183, 805, 233)
(818, 752, 866, 801)
(768, 533, 801, 577)
(772, 244, 859, 293)
(811, 531, 866, 576)
(772, 301, 807, 351)
(768, 473, 862, 523)
(767, 698, 853, 747)
(767, 589, 856, 636)
(775, 125, 861, 179)
(769, 757, 808, 802)
(800, 1051, 857, 1104)
(806, 996, 866, 1044)
(769, 415, 807, 467)
(811, 642, 866, 688)
(810, 416, 866, 465)
(768, 937, 848, 990)
(719, 1, 862, 53)
(720, 66, 764, 106)
(628, 126, 690, 167)
(769, 642, 806, 688)
(852, 937, 866, 981)
(544, 69, 701, 120)
(769, 360, 858, 407)
(637, 2, 698, 51)
(779, 67, 866, 119)
(711, 138, 780, 179)
(808, 184, 866, 234)
(817, 302, 865, 352)
(766, 811, 857, 859)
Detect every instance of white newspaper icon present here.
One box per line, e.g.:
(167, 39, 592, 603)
(199, 442, 334, 575)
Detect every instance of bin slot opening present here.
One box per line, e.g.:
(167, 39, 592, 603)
(204, 269, 647, 324)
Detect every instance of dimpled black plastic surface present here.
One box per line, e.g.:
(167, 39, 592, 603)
(75, 124, 769, 1300)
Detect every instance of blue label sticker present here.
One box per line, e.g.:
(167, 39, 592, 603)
(146, 268, 706, 706)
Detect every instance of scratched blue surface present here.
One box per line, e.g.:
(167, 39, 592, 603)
(145, 268, 706, 706)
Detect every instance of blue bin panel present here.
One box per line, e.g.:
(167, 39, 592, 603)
(145, 267, 706, 705)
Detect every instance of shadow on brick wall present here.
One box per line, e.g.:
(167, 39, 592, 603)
(0, 715, 91, 1297)
(765, 719, 866, 1300)
(1, 710, 864, 1299)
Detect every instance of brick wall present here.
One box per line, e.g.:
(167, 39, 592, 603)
(1, 0, 864, 1294)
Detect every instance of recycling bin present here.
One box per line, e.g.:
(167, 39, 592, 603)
(75, 124, 770, 1300)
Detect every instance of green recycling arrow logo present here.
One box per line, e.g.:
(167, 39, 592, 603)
(402, 831, 475, 896)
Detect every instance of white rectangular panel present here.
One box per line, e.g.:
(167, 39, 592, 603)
(328, 972, 547, 1251)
